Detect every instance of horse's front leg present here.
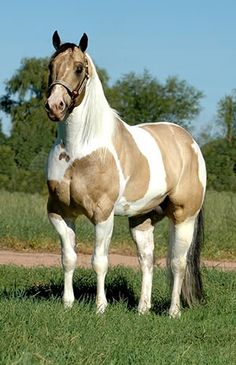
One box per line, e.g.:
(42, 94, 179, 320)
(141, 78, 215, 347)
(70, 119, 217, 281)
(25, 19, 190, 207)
(48, 213, 77, 308)
(129, 216, 155, 314)
(92, 212, 114, 314)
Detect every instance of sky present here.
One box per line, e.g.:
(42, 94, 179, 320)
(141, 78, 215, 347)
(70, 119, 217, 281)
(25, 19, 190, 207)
(0, 0, 235, 135)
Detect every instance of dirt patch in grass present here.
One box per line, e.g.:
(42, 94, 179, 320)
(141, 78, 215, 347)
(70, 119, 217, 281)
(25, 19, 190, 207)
(0, 249, 236, 271)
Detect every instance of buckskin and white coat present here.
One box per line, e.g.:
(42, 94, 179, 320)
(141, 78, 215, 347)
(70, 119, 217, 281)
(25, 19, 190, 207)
(45, 32, 206, 318)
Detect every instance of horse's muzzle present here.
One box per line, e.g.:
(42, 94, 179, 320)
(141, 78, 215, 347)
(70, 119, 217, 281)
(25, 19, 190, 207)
(45, 99, 67, 122)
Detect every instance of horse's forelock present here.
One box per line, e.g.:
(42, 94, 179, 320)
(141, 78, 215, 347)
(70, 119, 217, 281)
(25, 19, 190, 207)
(51, 43, 78, 60)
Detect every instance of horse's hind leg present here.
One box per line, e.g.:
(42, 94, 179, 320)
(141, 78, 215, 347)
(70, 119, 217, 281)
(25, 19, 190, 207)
(48, 213, 77, 308)
(129, 216, 155, 314)
(168, 216, 196, 318)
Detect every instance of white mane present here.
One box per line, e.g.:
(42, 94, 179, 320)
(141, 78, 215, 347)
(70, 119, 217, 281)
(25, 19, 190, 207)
(58, 54, 118, 158)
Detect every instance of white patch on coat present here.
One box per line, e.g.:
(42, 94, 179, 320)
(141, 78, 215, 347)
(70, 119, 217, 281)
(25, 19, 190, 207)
(47, 143, 71, 182)
(114, 123, 167, 216)
(191, 141, 207, 192)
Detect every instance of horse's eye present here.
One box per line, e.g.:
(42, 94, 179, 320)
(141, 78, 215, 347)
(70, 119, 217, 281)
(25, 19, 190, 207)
(76, 64, 83, 74)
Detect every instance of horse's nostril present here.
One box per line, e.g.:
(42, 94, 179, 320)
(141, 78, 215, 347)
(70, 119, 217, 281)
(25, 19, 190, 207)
(59, 101, 65, 111)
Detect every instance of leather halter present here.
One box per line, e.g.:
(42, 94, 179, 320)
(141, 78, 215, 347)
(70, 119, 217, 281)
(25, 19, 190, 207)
(48, 57, 89, 108)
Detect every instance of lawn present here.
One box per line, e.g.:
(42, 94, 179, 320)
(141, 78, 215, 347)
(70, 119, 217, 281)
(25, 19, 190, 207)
(0, 265, 235, 365)
(0, 190, 236, 259)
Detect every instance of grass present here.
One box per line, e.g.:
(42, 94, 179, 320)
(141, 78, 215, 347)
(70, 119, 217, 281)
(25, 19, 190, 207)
(0, 190, 236, 259)
(0, 265, 235, 365)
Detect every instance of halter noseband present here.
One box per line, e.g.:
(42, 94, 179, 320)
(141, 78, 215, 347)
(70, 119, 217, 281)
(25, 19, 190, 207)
(48, 57, 89, 105)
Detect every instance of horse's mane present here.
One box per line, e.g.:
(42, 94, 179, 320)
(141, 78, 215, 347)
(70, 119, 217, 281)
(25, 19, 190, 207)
(76, 54, 118, 145)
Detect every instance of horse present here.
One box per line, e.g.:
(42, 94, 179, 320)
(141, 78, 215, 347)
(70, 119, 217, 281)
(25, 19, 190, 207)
(45, 31, 206, 318)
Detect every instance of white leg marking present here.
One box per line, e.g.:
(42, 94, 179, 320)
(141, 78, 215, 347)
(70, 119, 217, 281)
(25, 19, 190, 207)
(169, 218, 196, 318)
(92, 212, 114, 314)
(49, 215, 77, 308)
(131, 225, 154, 314)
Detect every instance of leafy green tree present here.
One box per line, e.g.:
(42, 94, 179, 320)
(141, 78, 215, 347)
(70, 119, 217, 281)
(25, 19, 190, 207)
(217, 91, 236, 143)
(5, 58, 49, 100)
(201, 90, 236, 192)
(0, 120, 6, 145)
(197, 122, 218, 146)
(202, 138, 236, 191)
(0, 142, 17, 190)
(0, 57, 56, 193)
(107, 71, 203, 128)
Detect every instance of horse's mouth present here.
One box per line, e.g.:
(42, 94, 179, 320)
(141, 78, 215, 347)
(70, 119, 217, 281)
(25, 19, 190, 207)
(47, 113, 64, 122)
(45, 107, 67, 122)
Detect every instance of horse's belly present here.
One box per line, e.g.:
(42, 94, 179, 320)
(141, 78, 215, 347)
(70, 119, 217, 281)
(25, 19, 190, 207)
(114, 190, 167, 217)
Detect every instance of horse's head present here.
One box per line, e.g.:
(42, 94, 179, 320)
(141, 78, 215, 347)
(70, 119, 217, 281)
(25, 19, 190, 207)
(45, 31, 89, 122)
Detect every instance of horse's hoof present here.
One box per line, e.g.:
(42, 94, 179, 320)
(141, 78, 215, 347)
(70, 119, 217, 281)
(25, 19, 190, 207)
(138, 302, 151, 315)
(169, 306, 181, 319)
(96, 302, 108, 314)
(63, 297, 74, 309)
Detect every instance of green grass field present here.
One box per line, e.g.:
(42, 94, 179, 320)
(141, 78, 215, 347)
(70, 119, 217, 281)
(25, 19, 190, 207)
(0, 190, 236, 259)
(0, 190, 235, 364)
(0, 265, 235, 365)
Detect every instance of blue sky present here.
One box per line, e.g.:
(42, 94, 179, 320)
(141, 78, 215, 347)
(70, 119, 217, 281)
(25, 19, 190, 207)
(0, 0, 235, 135)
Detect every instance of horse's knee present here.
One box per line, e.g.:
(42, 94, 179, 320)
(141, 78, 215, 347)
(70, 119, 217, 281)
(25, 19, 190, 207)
(171, 256, 187, 276)
(92, 254, 108, 275)
(62, 249, 77, 272)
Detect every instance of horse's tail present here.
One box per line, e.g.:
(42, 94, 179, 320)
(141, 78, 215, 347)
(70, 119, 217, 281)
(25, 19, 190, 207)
(181, 209, 204, 307)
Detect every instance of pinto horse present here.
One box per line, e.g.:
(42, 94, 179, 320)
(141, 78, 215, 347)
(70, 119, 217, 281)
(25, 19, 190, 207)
(45, 31, 206, 318)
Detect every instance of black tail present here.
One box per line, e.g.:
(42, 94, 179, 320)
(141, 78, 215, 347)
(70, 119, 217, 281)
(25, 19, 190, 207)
(181, 209, 204, 307)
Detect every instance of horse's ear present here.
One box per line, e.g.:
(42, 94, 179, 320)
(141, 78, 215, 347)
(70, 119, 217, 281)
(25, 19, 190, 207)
(52, 31, 61, 50)
(79, 33, 88, 52)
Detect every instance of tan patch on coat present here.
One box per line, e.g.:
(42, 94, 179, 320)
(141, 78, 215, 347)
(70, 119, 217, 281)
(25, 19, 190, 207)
(141, 123, 205, 223)
(47, 148, 119, 224)
(113, 120, 150, 201)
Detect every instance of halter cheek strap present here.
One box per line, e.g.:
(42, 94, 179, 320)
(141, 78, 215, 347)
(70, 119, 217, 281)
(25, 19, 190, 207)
(48, 80, 74, 97)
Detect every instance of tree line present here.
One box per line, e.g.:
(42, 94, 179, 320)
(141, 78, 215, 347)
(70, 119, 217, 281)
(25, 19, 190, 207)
(0, 57, 235, 193)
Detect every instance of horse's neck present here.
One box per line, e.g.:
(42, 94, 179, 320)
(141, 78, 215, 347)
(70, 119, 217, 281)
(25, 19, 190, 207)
(57, 68, 116, 158)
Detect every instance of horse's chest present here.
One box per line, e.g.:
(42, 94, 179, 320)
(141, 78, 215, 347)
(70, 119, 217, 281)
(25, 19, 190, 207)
(47, 146, 120, 221)
(47, 144, 71, 182)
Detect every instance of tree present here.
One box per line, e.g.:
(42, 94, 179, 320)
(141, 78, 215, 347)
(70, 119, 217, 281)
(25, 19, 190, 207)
(0, 57, 56, 193)
(5, 57, 49, 100)
(202, 138, 236, 191)
(0, 120, 6, 145)
(107, 71, 203, 129)
(217, 91, 236, 143)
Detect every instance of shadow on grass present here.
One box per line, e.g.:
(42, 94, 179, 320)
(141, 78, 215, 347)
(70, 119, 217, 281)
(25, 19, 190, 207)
(1, 267, 170, 315)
